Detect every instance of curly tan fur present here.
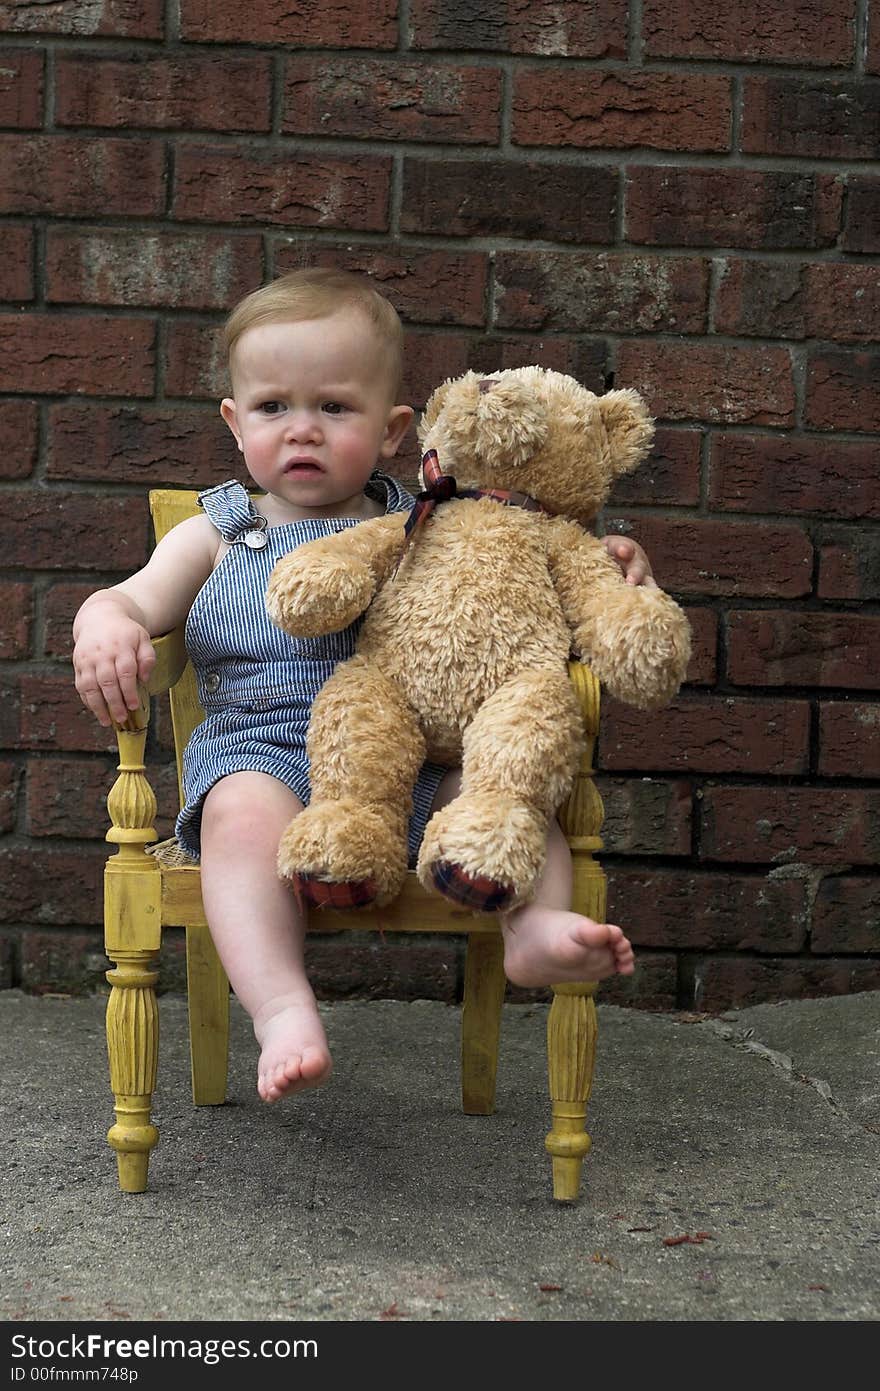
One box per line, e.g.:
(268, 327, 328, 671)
(267, 366, 691, 909)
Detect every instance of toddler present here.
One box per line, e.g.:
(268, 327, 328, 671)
(73, 269, 647, 1105)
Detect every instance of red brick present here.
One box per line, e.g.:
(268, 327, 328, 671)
(701, 786, 880, 866)
(600, 695, 810, 775)
(494, 251, 708, 334)
(727, 611, 880, 689)
(0, 1, 163, 37)
(742, 78, 879, 160)
(842, 177, 880, 253)
(0, 225, 33, 301)
(626, 166, 841, 250)
(0, 582, 32, 659)
(19, 675, 119, 754)
(819, 701, 880, 777)
(400, 329, 607, 413)
(179, 0, 397, 46)
(681, 607, 717, 685)
(606, 428, 701, 509)
(592, 951, 677, 1010)
(806, 350, 880, 431)
(812, 876, 880, 953)
(0, 843, 105, 923)
(607, 866, 807, 952)
(0, 759, 17, 834)
(0, 313, 154, 397)
(409, 0, 627, 56)
(304, 936, 457, 1002)
(55, 52, 272, 131)
(276, 243, 489, 328)
(602, 516, 812, 597)
(715, 260, 880, 344)
(870, 6, 880, 74)
(25, 754, 180, 841)
(19, 928, 109, 992)
(0, 46, 42, 126)
(0, 676, 20, 749)
(46, 230, 263, 311)
(513, 68, 730, 151)
(642, 0, 856, 66)
(164, 321, 227, 401)
(616, 341, 795, 427)
(596, 776, 692, 856)
(26, 755, 115, 838)
(402, 158, 616, 243)
(283, 57, 501, 144)
(690, 956, 880, 1011)
(708, 433, 880, 520)
(0, 135, 164, 217)
(818, 529, 880, 600)
(173, 144, 391, 232)
(43, 583, 93, 660)
(47, 404, 236, 486)
(0, 400, 38, 479)
(0, 491, 149, 570)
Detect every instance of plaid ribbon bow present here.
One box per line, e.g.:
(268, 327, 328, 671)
(394, 449, 550, 575)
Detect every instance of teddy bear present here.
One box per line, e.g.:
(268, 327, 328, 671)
(265, 366, 691, 914)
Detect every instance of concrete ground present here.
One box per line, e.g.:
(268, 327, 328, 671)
(1, 987, 878, 1333)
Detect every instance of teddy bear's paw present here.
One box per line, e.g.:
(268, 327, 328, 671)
(429, 862, 518, 913)
(295, 874, 379, 911)
(584, 588, 692, 710)
(277, 797, 408, 908)
(266, 555, 373, 639)
(418, 794, 547, 913)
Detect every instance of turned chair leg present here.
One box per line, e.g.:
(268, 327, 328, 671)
(104, 694, 162, 1193)
(461, 932, 506, 1114)
(545, 982, 598, 1201)
(186, 923, 230, 1105)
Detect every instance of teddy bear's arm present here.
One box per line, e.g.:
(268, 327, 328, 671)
(266, 512, 407, 639)
(547, 520, 691, 710)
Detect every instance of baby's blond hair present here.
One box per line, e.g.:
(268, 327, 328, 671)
(224, 267, 405, 398)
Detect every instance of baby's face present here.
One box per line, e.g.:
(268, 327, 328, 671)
(220, 310, 410, 521)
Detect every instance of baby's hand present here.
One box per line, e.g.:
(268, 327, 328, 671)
(73, 608, 155, 728)
(602, 534, 658, 589)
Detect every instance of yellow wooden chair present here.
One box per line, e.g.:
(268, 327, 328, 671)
(103, 488, 609, 1201)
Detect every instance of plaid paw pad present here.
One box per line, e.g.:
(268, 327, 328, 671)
(431, 861, 516, 912)
(296, 874, 379, 910)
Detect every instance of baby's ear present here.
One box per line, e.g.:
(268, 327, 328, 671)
(220, 398, 243, 451)
(598, 388, 654, 477)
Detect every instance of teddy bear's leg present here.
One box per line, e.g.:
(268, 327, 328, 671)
(278, 655, 426, 909)
(418, 668, 583, 912)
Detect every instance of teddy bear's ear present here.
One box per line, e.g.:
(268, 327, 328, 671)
(598, 388, 655, 477)
(433, 372, 548, 468)
(418, 376, 461, 442)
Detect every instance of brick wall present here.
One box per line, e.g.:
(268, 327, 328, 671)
(0, 1, 877, 1011)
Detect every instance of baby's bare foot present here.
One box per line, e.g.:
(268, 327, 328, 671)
(501, 906, 635, 988)
(253, 993, 332, 1103)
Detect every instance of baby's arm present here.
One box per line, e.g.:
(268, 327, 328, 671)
(72, 514, 219, 727)
(602, 534, 657, 588)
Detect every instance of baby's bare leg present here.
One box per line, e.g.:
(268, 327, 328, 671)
(500, 820, 634, 986)
(199, 772, 331, 1103)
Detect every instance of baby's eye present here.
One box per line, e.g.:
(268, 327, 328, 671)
(322, 401, 346, 415)
(258, 400, 284, 415)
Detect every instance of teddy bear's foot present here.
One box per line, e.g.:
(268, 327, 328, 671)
(278, 797, 408, 909)
(418, 793, 548, 913)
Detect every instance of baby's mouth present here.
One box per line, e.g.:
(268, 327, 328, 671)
(285, 459, 323, 474)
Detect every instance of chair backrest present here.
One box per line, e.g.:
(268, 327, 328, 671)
(149, 489, 207, 808)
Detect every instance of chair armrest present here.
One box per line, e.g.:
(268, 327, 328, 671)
(146, 628, 189, 695)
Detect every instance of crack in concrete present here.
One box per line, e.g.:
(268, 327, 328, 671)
(702, 1018, 841, 1115)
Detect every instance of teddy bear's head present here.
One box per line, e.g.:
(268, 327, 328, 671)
(417, 366, 654, 526)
